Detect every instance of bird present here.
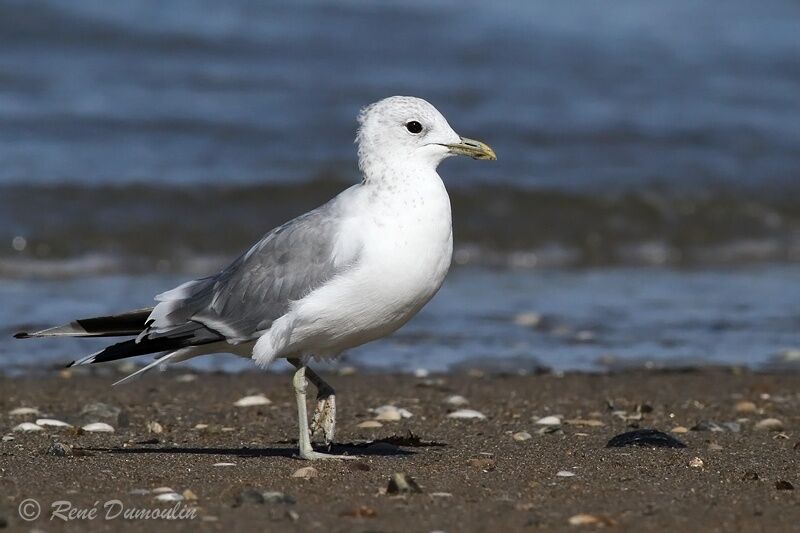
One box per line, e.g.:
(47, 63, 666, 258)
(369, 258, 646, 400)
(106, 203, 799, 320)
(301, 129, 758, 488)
(14, 96, 496, 460)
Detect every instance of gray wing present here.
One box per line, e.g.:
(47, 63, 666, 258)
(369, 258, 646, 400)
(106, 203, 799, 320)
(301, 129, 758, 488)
(147, 197, 359, 343)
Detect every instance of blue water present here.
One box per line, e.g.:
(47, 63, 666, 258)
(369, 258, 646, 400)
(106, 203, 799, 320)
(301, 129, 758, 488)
(0, 1, 798, 374)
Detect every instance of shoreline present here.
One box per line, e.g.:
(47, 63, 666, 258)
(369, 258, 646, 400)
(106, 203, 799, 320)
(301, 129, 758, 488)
(2, 368, 799, 531)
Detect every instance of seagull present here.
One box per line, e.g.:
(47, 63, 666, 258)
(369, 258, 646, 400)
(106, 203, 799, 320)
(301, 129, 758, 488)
(15, 96, 496, 460)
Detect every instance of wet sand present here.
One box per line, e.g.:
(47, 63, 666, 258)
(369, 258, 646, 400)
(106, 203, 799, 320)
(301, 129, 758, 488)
(1, 368, 799, 531)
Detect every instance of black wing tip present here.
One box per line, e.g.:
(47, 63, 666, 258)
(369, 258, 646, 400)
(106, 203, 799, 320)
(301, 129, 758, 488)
(66, 360, 76, 368)
(14, 331, 30, 339)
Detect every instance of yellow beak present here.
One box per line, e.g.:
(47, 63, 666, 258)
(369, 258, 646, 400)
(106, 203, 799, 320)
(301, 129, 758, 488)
(445, 137, 497, 160)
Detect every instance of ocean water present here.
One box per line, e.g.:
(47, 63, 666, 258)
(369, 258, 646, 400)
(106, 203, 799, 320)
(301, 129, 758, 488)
(0, 0, 798, 373)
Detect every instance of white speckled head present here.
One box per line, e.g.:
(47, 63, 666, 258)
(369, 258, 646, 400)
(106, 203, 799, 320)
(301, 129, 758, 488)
(356, 96, 462, 176)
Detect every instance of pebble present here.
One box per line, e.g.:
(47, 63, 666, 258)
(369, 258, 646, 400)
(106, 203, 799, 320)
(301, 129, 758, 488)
(357, 420, 383, 428)
(444, 395, 469, 406)
(754, 418, 784, 432)
(671, 426, 689, 434)
(513, 431, 532, 442)
(430, 492, 453, 498)
(372, 405, 413, 421)
(146, 421, 164, 434)
(155, 492, 184, 502)
(182, 489, 198, 501)
(175, 374, 197, 383)
(606, 429, 687, 448)
(235, 489, 264, 505)
(775, 480, 794, 491)
(262, 491, 296, 504)
(292, 466, 318, 479)
(386, 472, 422, 494)
(556, 470, 576, 477)
(13, 422, 44, 432)
(82, 422, 115, 433)
(735, 401, 757, 413)
(2, 435, 14, 442)
(194, 424, 209, 430)
(568, 514, 615, 526)
(47, 442, 73, 457)
(565, 419, 605, 427)
(535, 416, 561, 426)
(233, 394, 271, 407)
(446, 409, 487, 420)
(413, 368, 430, 378)
(152, 487, 175, 494)
(213, 462, 236, 467)
(9, 407, 39, 416)
(689, 457, 704, 468)
(36, 418, 72, 428)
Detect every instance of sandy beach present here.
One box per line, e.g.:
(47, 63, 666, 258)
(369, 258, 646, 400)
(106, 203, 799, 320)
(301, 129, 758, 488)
(1, 367, 798, 532)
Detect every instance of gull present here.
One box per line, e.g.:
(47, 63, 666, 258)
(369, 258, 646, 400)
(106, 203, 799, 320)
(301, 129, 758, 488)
(15, 96, 496, 460)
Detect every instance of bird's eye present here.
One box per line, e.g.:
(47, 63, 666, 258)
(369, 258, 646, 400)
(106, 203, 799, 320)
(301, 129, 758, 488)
(405, 121, 423, 134)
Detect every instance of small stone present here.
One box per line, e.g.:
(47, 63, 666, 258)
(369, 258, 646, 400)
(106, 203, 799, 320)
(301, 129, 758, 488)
(146, 421, 164, 434)
(234, 489, 265, 506)
(446, 409, 486, 420)
(213, 462, 236, 467)
(535, 416, 561, 426)
(13, 422, 44, 432)
(689, 457, 704, 468)
(194, 424, 209, 430)
(2, 435, 14, 442)
(386, 472, 422, 494)
(340, 505, 377, 518)
(155, 492, 184, 502)
(292, 466, 318, 479)
(513, 431, 532, 442)
(287, 510, 300, 521)
(82, 422, 115, 433)
(357, 420, 383, 428)
(565, 419, 605, 427)
(413, 368, 430, 378)
(152, 487, 175, 494)
(372, 405, 413, 421)
(671, 426, 689, 434)
(691, 420, 725, 432)
(722, 422, 741, 433)
(556, 470, 576, 477)
(9, 407, 39, 416)
(262, 491, 296, 504)
(233, 394, 271, 407)
(607, 429, 686, 448)
(444, 395, 469, 406)
(47, 442, 73, 456)
(182, 489, 198, 501)
(776, 480, 794, 491)
(735, 401, 757, 413)
(36, 418, 72, 428)
(754, 418, 784, 432)
(430, 492, 453, 498)
(175, 374, 197, 383)
(568, 514, 615, 526)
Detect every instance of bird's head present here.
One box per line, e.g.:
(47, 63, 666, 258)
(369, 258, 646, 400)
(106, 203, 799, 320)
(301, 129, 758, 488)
(356, 96, 496, 174)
